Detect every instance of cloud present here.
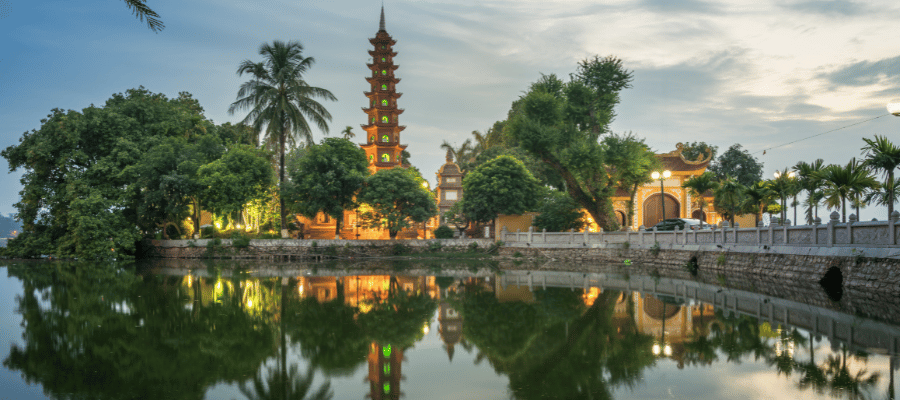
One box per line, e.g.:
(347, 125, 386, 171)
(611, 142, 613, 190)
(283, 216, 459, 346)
(817, 55, 900, 89)
(781, 0, 869, 16)
(638, 0, 722, 14)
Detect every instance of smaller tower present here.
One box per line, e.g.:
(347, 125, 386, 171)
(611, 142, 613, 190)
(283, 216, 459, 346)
(435, 149, 464, 222)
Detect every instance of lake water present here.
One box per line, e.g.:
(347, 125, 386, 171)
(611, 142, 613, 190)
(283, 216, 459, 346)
(1, 261, 898, 399)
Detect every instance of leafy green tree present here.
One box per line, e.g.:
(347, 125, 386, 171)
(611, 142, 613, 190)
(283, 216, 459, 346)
(198, 144, 275, 224)
(358, 168, 437, 239)
(708, 144, 764, 187)
(860, 135, 900, 218)
(340, 126, 355, 140)
(443, 201, 472, 236)
(604, 132, 663, 227)
(820, 159, 878, 222)
(1, 88, 215, 258)
(532, 190, 585, 232)
(468, 145, 563, 190)
(681, 141, 718, 162)
(794, 159, 826, 224)
(462, 155, 541, 233)
(713, 177, 746, 226)
(229, 40, 337, 236)
(282, 137, 369, 238)
(507, 56, 634, 230)
(681, 172, 719, 228)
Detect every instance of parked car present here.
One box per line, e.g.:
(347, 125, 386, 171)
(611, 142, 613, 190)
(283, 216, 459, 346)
(652, 218, 707, 231)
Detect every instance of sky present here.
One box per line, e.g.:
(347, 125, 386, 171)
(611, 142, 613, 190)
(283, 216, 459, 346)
(2, 0, 900, 221)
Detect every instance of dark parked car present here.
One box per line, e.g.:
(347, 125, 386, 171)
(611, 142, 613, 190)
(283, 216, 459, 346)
(651, 218, 706, 231)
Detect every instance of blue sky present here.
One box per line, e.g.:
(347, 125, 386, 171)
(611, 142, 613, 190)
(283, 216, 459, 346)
(2, 0, 900, 220)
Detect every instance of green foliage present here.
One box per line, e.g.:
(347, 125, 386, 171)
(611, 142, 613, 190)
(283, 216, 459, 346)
(716, 253, 727, 266)
(713, 177, 746, 226)
(682, 172, 719, 227)
(358, 167, 437, 239)
(390, 243, 410, 256)
(650, 241, 660, 257)
(681, 142, 718, 162)
(1, 88, 229, 259)
(861, 135, 900, 217)
(463, 155, 541, 224)
(198, 144, 274, 220)
(433, 225, 454, 239)
(443, 201, 472, 236)
(506, 57, 634, 231)
(532, 190, 585, 232)
(820, 158, 879, 223)
(283, 137, 369, 237)
(603, 132, 662, 227)
(230, 231, 251, 249)
(228, 40, 337, 233)
(708, 144, 764, 187)
(467, 242, 479, 252)
(427, 241, 443, 252)
(486, 240, 504, 254)
(513, 251, 523, 258)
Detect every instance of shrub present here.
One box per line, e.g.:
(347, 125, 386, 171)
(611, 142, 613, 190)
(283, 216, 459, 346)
(391, 243, 410, 255)
(651, 241, 661, 257)
(716, 253, 726, 266)
(467, 242, 479, 252)
(231, 231, 251, 249)
(201, 226, 215, 238)
(428, 241, 443, 252)
(513, 251, 523, 258)
(433, 225, 454, 239)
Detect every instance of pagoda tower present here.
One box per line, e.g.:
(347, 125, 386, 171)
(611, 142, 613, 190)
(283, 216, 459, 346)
(361, 6, 407, 173)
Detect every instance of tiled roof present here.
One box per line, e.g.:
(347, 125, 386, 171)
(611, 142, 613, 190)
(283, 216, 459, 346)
(656, 142, 713, 171)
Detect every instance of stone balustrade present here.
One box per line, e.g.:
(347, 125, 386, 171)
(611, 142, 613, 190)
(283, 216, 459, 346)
(501, 210, 900, 248)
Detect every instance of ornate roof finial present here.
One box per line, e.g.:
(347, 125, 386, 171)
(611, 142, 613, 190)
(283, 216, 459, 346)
(446, 148, 454, 163)
(379, 4, 386, 32)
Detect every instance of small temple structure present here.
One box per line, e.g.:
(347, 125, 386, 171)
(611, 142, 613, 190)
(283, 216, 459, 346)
(435, 149, 464, 223)
(360, 6, 407, 174)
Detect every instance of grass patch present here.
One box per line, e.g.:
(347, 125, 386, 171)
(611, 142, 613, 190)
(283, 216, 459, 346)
(716, 253, 727, 266)
(650, 241, 661, 257)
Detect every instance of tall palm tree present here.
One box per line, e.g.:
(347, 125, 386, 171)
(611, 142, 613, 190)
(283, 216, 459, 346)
(341, 126, 355, 140)
(770, 168, 799, 224)
(713, 177, 745, 227)
(819, 158, 878, 223)
(229, 40, 336, 236)
(794, 159, 826, 224)
(681, 172, 719, 228)
(861, 135, 900, 218)
(741, 181, 775, 227)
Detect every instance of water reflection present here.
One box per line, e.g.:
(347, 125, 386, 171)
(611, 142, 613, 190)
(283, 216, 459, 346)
(2, 262, 898, 399)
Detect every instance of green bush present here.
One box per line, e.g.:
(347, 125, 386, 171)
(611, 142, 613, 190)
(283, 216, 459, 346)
(200, 226, 215, 238)
(428, 241, 443, 252)
(231, 231, 251, 249)
(433, 225, 454, 239)
(468, 242, 479, 252)
(391, 243, 410, 255)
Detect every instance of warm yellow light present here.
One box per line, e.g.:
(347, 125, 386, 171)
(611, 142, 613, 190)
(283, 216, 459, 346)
(235, 224, 242, 230)
(423, 323, 430, 335)
(215, 222, 222, 229)
(422, 181, 429, 189)
(663, 170, 671, 178)
(888, 102, 900, 116)
(651, 171, 660, 180)
(652, 344, 661, 355)
(247, 299, 253, 308)
(297, 285, 305, 296)
(664, 345, 672, 356)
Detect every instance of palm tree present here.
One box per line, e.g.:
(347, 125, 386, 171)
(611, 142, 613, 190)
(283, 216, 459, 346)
(864, 178, 900, 214)
(713, 177, 745, 227)
(794, 159, 826, 224)
(440, 139, 473, 168)
(681, 172, 719, 228)
(741, 181, 775, 227)
(341, 126, 355, 140)
(861, 135, 900, 218)
(122, 0, 164, 32)
(770, 168, 799, 224)
(229, 40, 337, 236)
(820, 158, 879, 223)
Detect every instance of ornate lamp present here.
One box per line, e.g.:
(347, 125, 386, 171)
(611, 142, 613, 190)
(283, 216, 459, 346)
(651, 170, 672, 223)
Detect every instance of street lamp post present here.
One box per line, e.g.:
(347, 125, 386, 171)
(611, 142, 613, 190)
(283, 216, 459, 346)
(422, 181, 430, 239)
(651, 170, 672, 224)
(774, 170, 796, 225)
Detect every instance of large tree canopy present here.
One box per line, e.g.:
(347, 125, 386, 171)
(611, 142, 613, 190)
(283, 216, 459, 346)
(462, 155, 541, 227)
(506, 56, 634, 230)
(1, 88, 273, 259)
(708, 144, 764, 187)
(282, 137, 369, 238)
(358, 167, 437, 239)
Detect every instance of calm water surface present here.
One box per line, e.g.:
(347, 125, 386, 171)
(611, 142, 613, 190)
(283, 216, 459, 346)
(1, 262, 898, 399)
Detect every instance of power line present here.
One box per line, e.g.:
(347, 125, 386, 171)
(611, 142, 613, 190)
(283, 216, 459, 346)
(752, 113, 890, 155)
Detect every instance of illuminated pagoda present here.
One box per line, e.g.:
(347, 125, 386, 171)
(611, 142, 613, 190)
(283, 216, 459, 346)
(360, 6, 407, 173)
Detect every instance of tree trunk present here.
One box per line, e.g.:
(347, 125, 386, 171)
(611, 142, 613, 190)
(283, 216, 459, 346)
(889, 170, 895, 218)
(192, 197, 201, 237)
(279, 128, 287, 237)
(334, 213, 342, 239)
(842, 196, 847, 223)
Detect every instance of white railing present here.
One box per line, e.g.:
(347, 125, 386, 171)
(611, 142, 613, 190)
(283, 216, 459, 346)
(501, 211, 900, 248)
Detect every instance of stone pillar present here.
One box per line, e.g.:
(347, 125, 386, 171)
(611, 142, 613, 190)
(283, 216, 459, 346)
(652, 226, 657, 244)
(501, 226, 508, 243)
(527, 226, 534, 243)
(733, 224, 738, 244)
(638, 226, 645, 245)
(848, 213, 857, 245)
(569, 228, 575, 244)
(827, 211, 839, 247)
(542, 228, 547, 243)
(768, 222, 774, 246)
(516, 228, 521, 242)
(582, 227, 589, 244)
(783, 223, 789, 245)
(890, 210, 900, 245)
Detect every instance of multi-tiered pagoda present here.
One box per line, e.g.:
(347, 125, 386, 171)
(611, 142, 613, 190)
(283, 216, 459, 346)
(360, 6, 407, 173)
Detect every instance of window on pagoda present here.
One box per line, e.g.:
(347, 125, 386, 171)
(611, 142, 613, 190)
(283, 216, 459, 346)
(381, 45, 385, 49)
(381, 84, 387, 90)
(445, 190, 458, 200)
(381, 153, 390, 162)
(382, 135, 389, 142)
(370, 135, 375, 142)
(381, 99, 388, 106)
(381, 57, 386, 62)
(371, 117, 375, 124)
(369, 154, 374, 162)
(381, 116, 389, 123)
(381, 70, 386, 75)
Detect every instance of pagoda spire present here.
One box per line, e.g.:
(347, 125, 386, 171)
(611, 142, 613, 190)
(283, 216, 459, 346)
(379, 5, 386, 32)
